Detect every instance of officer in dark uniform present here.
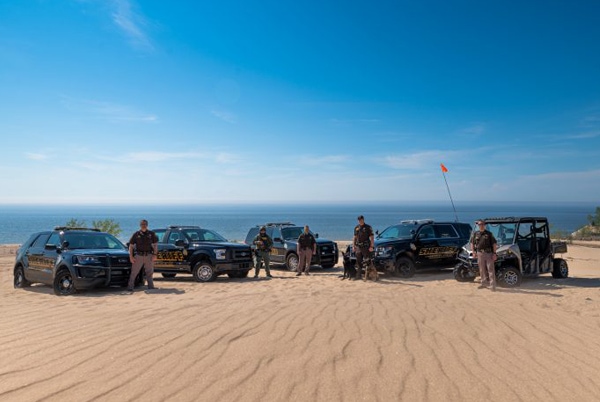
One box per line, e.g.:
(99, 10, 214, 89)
(127, 219, 159, 292)
(253, 226, 273, 278)
(471, 220, 498, 291)
(296, 225, 316, 276)
(353, 215, 374, 280)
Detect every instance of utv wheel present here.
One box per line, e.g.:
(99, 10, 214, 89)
(453, 264, 476, 282)
(161, 273, 177, 278)
(228, 270, 250, 279)
(193, 261, 217, 282)
(498, 266, 522, 288)
(286, 253, 299, 272)
(394, 257, 415, 278)
(14, 266, 31, 288)
(552, 258, 569, 278)
(54, 269, 76, 296)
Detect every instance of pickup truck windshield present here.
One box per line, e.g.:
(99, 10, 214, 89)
(182, 228, 227, 242)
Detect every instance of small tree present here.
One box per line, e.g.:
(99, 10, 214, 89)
(92, 219, 122, 237)
(587, 206, 600, 227)
(64, 218, 122, 237)
(65, 218, 86, 228)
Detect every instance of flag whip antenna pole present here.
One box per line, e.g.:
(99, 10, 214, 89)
(440, 163, 458, 222)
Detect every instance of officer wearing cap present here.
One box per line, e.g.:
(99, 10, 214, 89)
(252, 226, 273, 278)
(296, 225, 316, 276)
(127, 219, 159, 292)
(353, 215, 374, 280)
(471, 219, 498, 291)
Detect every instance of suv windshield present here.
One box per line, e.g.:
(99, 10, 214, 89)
(377, 225, 416, 240)
(182, 228, 227, 242)
(485, 222, 517, 246)
(63, 233, 126, 250)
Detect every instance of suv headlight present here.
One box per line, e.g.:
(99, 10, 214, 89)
(73, 255, 102, 265)
(215, 249, 227, 260)
(375, 246, 394, 258)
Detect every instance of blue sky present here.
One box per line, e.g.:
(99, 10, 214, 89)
(1, 0, 599, 205)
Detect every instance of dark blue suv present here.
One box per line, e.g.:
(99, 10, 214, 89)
(13, 227, 136, 295)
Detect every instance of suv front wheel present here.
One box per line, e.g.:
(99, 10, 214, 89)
(394, 257, 415, 278)
(286, 253, 299, 272)
(54, 268, 76, 296)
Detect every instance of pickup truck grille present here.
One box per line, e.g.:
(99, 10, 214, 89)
(318, 244, 335, 255)
(233, 248, 253, 261)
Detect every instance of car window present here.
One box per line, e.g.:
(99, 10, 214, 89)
(168, 232, 181, 244)
(154, 229, 166, 242)
(271, 227, 282, 240)
(47, 233, 60, 247)
(197, 229, 227, 242)
(282, 227, 303, 240)
(31, 233, 50, 249)
(417, 225, 435, 240)
(245, 228, 259, 244)
(434, 224, 458, 238)
(378, 225, 414, 239)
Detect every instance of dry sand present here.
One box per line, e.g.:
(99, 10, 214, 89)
(1, 242, 600, 401)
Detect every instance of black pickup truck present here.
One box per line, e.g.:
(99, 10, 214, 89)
(152, 225, 254, 282)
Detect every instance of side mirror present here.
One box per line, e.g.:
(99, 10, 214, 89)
(175, 239, 187, 247)
(45, 244, 57, 251)
(274, 237, 283, 243)
(315, 233, 319, 239)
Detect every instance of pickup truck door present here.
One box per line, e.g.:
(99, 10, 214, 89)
(155, 230, 188, 272)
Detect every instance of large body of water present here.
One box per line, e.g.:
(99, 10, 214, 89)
(0, 202, 596, 245)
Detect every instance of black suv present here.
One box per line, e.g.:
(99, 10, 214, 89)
(244, 223, 339, 271)
(13, 227, 135, 296)
(343, 219, 472, 277)
(152, 225, 254, 282)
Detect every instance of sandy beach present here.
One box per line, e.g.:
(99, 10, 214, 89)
(1, 242, 600, 401)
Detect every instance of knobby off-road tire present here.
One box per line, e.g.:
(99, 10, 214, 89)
(498, 266, 522, 287)
(551, 258, 569, 278)
(453, 263, 476, 282)
(192, 261, 217, 282)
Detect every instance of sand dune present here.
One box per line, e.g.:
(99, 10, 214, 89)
(1, 244, 599, 401)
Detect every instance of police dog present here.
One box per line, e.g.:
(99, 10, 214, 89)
(341, 247, 356, 280)
(363, 254, 379, 282)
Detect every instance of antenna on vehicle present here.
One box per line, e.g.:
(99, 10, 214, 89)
(440, 163, 459, 222)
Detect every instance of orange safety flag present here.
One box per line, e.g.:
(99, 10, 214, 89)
(440, 163, 448, 173)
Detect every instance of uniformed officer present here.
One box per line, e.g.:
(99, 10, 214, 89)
(127, 219, 159, 292)
(296, 225, 316, 276)
(353, 215, 374, 280)
(471, 220, 498, 291)
(253, 226, 273, 278)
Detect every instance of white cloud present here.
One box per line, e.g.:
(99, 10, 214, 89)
(111, 0, 154, 51)
(460, 122, 486, 136)
(125, 151, 205, 162)
(380, 150, 460, 170)
(61, 96, 158, 123)
(25, 152, 50, 161)
(211, 110, 237, 123)
(297, 154, 350, 167)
